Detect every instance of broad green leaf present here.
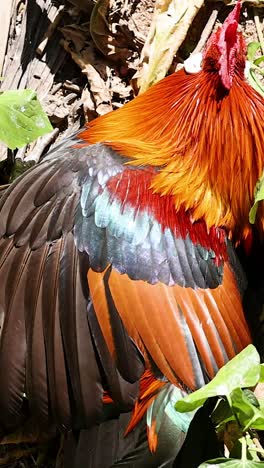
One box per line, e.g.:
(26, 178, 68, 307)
(199, 459, 264, 467)
(247, 42, 261, 62)
(242, 389, 260, 408)
(175, 346, 260, 412)
(211, 398, 234, 427)
(259, 400, 264, 412)
(249, 171, 264, 224)
(259, 364, 264, 382)
(230, 388, 264, 431)
(0, 90, 52, 149)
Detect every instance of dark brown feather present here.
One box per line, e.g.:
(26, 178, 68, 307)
(24, 245, 49, 423)
(42, 239, 71, 427)
(0, 243, 30, 428)
(87, 301, 140, 410)
(59, 232, 103, 427)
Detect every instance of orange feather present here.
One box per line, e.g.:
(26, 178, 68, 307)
(88, 264, 251, 391)
(79, 65, 264, 241)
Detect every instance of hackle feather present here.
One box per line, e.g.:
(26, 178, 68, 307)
(79, 52, 264, 240)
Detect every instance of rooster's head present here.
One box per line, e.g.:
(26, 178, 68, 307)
(202, 1, 246, 90)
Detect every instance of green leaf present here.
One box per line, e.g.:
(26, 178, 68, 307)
(248, 69, 264, 98)
(211, 398, 234, 427)
(259, 364, 264, 382)
(247, 42, 261, 62)
(254, 55, 264, 67)
(0, 89, 52, 149)
(175, 346, 260, 413)
(199, 459, 264, 467)
(246, 42, 264, 97)
(242, 389, 260, 408)
(249, 171, 264, 224)
(230, 388, 264, 431)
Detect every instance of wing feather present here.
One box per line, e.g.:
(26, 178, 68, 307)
(87, 301, 140, 409)
(59, 232, 102, 427)
(107, 270, 200, 389)
(42, 239, 71, 427)
(0, 143, 117, 429)
(0, 244, 30, 427)
(88, 263, 252, 391)
(0, 163, 56, 236)
(24, 245, 49, 422)
(0, 139, 253, 433)
(103, 267, 145, 383)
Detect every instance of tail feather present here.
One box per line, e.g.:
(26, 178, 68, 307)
(63, 411, 186, 468)
(63, 413, 141, 468)
(87, 301, 140, 411)
(62, 378, 191, 468)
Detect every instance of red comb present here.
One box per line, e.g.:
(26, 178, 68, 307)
(218, 1, 242, 89)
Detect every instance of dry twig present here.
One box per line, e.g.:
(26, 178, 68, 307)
(0, 0, 13, 75)
(37, 5, 65, 56)
(25, 128, 60, 163)
(253, 8, 264, 55)
(192, 6, 220, 54)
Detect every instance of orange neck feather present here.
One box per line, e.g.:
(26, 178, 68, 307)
(79, 69, 264, 239)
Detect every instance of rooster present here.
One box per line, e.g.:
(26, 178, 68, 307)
(0, 2, 263, 466)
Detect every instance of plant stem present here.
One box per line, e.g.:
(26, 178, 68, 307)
(251, 64, 264, 76)
(241, 436, 248, 463)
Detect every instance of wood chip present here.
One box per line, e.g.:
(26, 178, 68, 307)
(0, 0, 13, 75)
